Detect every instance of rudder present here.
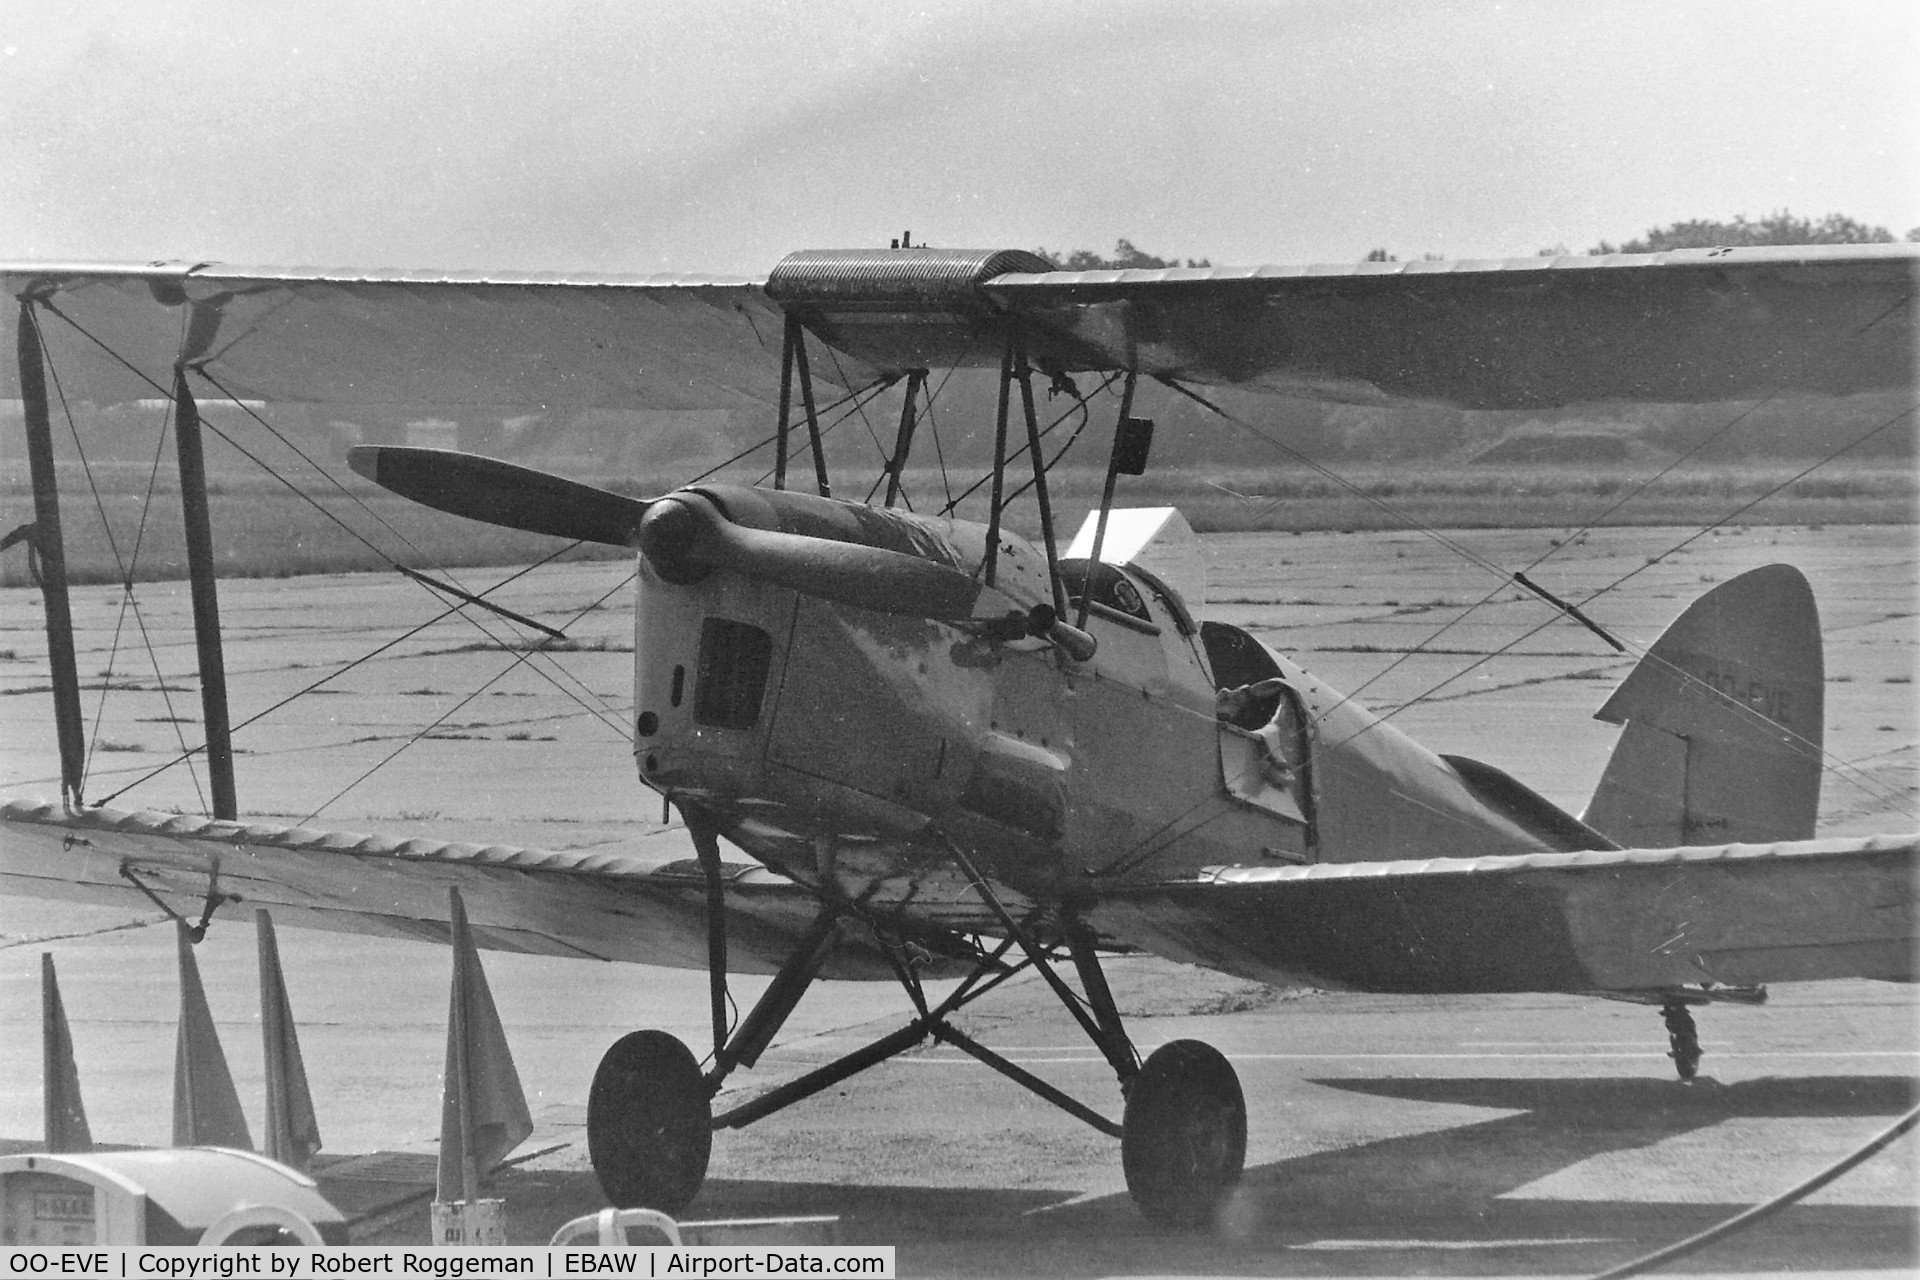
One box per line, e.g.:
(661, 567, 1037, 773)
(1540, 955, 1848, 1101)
(1582, 564, 1823, 846)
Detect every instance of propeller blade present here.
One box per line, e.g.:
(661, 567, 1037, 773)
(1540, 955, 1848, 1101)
(346, 446, 649, 547)
(639, 495, 984, 620)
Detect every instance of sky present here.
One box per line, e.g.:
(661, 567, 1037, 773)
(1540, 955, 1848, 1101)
(1, 0, 1915, 275)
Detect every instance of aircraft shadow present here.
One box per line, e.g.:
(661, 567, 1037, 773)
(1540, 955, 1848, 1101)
(994, 1073, 1919, 1275)
(526, 1073, 1916, 1276)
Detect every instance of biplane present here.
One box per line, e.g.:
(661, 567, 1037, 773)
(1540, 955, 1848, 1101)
(2, 243, 1916, 1226)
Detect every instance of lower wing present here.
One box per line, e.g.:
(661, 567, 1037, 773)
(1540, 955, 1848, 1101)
(0, 799, 910, 978)
(9, 800, 1912, 996)
(1091, 837, 1918, 994)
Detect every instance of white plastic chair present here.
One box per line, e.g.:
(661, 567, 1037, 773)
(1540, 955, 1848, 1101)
(198, 1203, 326, 1245)
(549, 1206, 683, 1246)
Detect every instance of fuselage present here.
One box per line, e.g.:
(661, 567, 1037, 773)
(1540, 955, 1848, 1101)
(630, 487, 1598, 960)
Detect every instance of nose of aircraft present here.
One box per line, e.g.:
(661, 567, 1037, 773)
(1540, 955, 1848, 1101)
(635, 496, 713, 585)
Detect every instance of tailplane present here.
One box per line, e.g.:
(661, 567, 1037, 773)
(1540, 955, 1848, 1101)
(1582, 564, 1824, 847)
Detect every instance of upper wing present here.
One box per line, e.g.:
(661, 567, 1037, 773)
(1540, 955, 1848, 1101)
(0, 264, 869, 412)
(989, 244, 1920, 408)
(0, 799, 906, 979)
(1089, 835, 1918, 994)
(8, 243, 1914, 414)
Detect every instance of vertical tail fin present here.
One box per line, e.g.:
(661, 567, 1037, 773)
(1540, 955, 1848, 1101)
(1582, 564, 1824, 847)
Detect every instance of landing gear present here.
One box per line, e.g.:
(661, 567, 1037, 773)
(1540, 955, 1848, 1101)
(1661, 999, 1702, 1081)
(587, 1030, 712, 1212)
(1122, 1040, 1248, 1228)
(601, 807, 1246, 1227)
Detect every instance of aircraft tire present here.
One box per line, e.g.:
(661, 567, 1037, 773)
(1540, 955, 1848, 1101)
(588, 1029, 713, 1213)
(1121, 1038, 1247, 1228)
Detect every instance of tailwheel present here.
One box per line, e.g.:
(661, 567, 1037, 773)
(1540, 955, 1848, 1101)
(588, 1030, 713, 1212)
(1661, 1000, 1703, 1082)
(1122, 1039, 1247, 1228)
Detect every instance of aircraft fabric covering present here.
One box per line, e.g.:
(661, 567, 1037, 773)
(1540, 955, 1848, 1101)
(1, 266, 837, 412)
(0, 799, 900, 979)
(6, 243, 1914, 414)
(986, 244, 1920, 408)
(4, 800, 1910, 999)
(1094, 836, 1918, 994)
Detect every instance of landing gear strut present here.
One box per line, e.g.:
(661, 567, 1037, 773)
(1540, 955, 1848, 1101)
(584, 819, 1248, 1227)
(1661, 999, 1702, 1081)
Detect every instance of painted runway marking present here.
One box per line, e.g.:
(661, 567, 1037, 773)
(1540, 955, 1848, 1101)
(1461, 1040, 1731, 1048)
(1295, 1237, 1618, 1251)
(899, 1049, 1920, 1064)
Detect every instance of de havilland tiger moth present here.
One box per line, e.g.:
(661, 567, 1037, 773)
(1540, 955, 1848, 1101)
(1, 243, 1916, 1226)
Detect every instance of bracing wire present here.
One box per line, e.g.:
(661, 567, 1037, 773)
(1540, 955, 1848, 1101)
(1165, 358, 1919, 819)
(37, 302, 636, 756)
(31, 312, 208, 808)
(94, 548, 623, 807)
(1341, 405, 1920, 818)
(939, 371, 1116, 517)
(683, 377, 897, 487)
(300, 566, 637, 823)
(750, 376, 903, 489)
(1090, 393, 1920, 879)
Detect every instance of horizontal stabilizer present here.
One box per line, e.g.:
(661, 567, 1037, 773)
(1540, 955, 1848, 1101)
(1094, 835, 1918, 995)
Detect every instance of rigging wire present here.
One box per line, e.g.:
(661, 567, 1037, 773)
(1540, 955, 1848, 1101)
(32, 315, 209, 808)
(1342, 405, 1920, 818)
(92, 547, 595, 807)
(36, 302, 634, 748)
(1162, 378, 1553, 594)
(1167, 362, 1918, 818)
(938, 372, 1115, 517)
(982, 373, 1110, 511)
(750, 374, 907, 489)
(925, 384, 955, 513)
(816, 345, 896, 483)
(914, 356, 975, 513)
(171, 398, 632, 738)
(299, 566, 639, 823)
(681, 377, 897, 487)
(195, 369, 447, 563)
(1093, 404, 1920, 879)
(1340, 386, 1833, 707)
(862, 376, 930, 508)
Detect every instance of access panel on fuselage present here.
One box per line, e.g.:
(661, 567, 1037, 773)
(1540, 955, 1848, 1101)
(765, 596, 984, 814)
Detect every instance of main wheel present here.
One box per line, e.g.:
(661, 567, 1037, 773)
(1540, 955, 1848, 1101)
(588, 1030, 712, 1212)
(1122, 1039, 1247, 1228)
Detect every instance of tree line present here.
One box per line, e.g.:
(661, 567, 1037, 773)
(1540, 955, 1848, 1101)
(1041, 212, 1919, 269)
